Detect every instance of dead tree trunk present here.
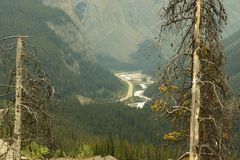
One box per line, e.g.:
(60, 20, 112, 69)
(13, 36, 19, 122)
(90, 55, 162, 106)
(159, 0, 230, 158)
(189, 0, 201, 159)
(0, 35, 54, 159)
(13, 36, 23, 160)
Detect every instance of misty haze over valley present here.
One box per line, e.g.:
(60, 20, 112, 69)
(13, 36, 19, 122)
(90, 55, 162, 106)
(0, 0, 240, 159)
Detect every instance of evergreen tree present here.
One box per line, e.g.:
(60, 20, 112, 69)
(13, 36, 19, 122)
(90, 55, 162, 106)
(155, 0, 237, 159)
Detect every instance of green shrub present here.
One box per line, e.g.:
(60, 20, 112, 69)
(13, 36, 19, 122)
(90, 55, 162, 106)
(22, 141, 49, 160)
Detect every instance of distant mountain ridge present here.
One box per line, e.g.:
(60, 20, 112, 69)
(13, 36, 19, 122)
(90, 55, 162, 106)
(42, 0, 163, 61)
(42, 0, 240, 63)
(40, 0, 240, 91)
(224, 30, 240, 93)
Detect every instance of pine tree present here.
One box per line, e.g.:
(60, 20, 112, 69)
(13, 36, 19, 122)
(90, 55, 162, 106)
(155, 0, 236, 159)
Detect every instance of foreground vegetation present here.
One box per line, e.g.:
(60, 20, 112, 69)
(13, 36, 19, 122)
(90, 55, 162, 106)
(51, 98, 179, 159)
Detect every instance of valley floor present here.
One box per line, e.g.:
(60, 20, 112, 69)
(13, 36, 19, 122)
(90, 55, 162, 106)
(115, 73, 134, 101)
(115, 71, 154, 108)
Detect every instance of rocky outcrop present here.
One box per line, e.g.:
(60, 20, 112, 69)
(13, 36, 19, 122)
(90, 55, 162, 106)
(42, 0, 94, 62)
(76, 95, 93, 105)
(0, 139, 14, 160)
(51, 155, 117, 160)
(84, 155, 117, 160)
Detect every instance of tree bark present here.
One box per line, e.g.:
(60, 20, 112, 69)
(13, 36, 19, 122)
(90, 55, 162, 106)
(189, 0, 201, 160)
(13, 36, 23, 160)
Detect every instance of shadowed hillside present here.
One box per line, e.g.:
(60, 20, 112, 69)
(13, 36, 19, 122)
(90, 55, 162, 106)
(0, 0, 124, 98)
(224, 30, 240, 93)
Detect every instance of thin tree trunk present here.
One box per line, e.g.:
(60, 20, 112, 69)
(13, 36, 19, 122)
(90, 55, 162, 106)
(13, 36, 23, 160)
(189, 0, 201, 159)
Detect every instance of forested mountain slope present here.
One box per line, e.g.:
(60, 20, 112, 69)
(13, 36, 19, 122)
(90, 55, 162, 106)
(42, 0, 240, 63)
(53, 96, 172, 158)
(0, 0, 124, 98)
(96, 40, 167, 71)
(224, 30, 240, 93)
(42, 0, 163, 61)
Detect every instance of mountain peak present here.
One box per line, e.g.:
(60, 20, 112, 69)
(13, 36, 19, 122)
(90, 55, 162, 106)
(42, 0, 240, 61)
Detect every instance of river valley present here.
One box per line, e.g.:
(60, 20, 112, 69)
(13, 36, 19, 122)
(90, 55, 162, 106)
(115, 72, 154, 108)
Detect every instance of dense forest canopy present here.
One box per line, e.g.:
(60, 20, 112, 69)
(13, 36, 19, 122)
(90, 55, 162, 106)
(0, 0, 239, 160)
(0, 0, 124, 99)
